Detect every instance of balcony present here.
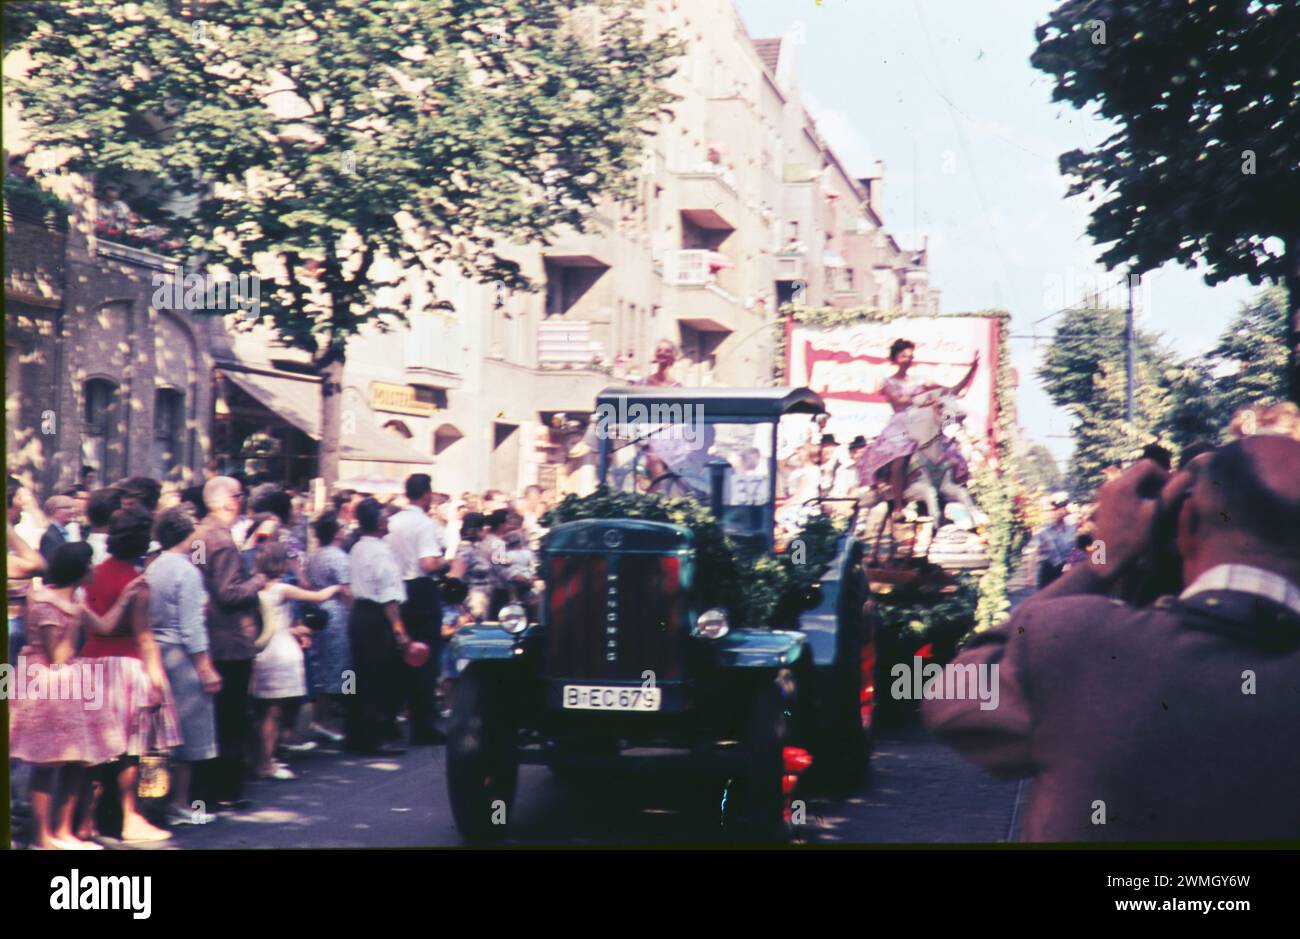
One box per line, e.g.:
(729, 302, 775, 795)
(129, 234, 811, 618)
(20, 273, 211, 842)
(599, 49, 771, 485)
(663, 249, 745, 334)
(541, 212, 616, 268)
(96, 238, 178, 271)
(674, 165, 741, 231)
(404, 312, 464, 388)
(773, 252, 805, 282)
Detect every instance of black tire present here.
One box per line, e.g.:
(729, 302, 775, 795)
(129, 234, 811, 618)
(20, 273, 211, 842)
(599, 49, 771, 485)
(821, 665, 873, 790)
(446, 664, 519, 843)
(817, 640, 874, 793)
(728, 675, 793, 843)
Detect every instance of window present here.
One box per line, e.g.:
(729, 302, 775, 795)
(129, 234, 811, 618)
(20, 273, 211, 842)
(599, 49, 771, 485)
(544, 260, 607, 317)
(434, 423, 463, 457)
(490, 422, 520, 493)
(83, 378, 118, 479)
(153, 388, 185, 479)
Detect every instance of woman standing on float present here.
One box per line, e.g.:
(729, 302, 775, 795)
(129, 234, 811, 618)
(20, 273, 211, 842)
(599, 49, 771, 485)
(856, 339, 978, 517)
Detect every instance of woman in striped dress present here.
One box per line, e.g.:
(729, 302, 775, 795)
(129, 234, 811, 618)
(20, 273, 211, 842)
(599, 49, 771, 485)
(77, 505, 180, 843)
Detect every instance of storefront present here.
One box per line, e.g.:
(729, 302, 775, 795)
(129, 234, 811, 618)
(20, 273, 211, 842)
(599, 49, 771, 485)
(212, 363, 431, 490)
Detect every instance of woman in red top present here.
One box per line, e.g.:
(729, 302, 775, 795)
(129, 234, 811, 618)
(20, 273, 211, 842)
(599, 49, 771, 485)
(78, 505, 180, 844)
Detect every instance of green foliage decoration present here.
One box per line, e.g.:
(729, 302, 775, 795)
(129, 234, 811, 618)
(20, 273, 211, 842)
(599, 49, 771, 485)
(542, 487, 844, 628)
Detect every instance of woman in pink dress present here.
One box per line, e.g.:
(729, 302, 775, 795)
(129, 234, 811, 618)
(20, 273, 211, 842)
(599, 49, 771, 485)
(10, 542, 147, 849)
(857, 339, 979, 513)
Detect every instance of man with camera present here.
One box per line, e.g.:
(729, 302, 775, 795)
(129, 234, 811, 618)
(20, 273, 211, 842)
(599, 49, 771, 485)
(924, 436, 1300, 841)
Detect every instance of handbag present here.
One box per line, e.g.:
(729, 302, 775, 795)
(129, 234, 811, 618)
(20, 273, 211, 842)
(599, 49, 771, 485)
(301, 603, 328, 631)
(137, 711, 171, 801)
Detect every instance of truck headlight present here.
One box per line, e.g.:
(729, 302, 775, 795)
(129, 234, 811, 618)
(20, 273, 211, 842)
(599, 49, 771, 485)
(695, 608, 729, 640)
(500, 604, 528, 635)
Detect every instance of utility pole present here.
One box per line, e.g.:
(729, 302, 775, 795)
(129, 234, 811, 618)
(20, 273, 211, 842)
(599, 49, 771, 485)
(1124, 272, 1136, 423)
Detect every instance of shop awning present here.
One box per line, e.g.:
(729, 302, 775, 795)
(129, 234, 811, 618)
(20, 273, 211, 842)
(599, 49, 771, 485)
(219, 366, 431, 465)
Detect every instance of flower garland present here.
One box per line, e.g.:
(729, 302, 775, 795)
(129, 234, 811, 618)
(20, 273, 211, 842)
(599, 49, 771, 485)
(773, 304, 1026, 633)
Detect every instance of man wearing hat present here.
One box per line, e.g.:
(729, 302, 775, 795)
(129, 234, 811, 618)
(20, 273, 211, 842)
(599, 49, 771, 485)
(1034, 492, 1075, 588)
(38, 494, 79, 563)
(816, 433, 842, 498)
(839, 436, 869, 497)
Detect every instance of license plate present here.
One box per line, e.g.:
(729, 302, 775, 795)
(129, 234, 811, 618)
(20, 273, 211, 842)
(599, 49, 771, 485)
(562, 684, 661, 711)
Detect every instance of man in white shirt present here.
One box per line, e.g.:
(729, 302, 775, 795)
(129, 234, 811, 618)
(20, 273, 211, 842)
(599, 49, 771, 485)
(384, 473, 449, 745)
(346, 497, 409, 755)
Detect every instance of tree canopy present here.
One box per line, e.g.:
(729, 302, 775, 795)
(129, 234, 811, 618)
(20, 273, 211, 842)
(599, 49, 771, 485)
(7, 0, 681, 482)
(1037, 305, 1173, 498)
(1032, 0, 1300, 400)
(1163, 286, 1289, 445)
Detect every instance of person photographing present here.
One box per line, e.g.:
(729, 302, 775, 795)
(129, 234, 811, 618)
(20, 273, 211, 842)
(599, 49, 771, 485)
(924, 436, 1300, 841)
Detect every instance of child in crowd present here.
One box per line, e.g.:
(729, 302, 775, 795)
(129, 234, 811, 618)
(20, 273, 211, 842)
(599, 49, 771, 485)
(501, 526, 537, 615)
(250, 543, 340, 781)
(10, 543, 146, 849)
(438, 577, 473, 718)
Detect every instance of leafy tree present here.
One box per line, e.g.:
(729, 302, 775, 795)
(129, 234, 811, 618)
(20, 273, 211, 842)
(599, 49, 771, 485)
(1065, 358, 1172, 499)
(1164, 286, 1289, 443)
(1159, 359, 1219, 452)
(1037, 305, 1170, 407)
(1032, 0, 1300, 403)
(1208, 286, 1290, 419)
(1037, 305, 1173, 498)
(1019, 442, 1063, 495)
(7, 0, 681, 485)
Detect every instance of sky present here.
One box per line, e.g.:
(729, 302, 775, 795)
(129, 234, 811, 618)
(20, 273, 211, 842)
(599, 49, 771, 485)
(735, 0, 1258, 468)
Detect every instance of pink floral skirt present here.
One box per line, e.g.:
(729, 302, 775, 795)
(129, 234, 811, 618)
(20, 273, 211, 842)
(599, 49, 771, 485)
(80, 655, 183, 756)
(857, 411, 919, 485)
(8, 651, 123, 765)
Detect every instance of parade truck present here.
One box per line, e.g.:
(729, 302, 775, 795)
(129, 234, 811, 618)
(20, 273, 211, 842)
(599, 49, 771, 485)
(446, 387, 878, 843)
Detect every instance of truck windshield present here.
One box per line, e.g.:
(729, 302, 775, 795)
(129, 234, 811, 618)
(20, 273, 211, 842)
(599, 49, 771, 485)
(602, 420, 775, 535)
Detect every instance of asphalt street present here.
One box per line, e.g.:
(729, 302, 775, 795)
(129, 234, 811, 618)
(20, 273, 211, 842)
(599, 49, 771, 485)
(34, 719, 1019, 849)
(10, 585, 1035, 850)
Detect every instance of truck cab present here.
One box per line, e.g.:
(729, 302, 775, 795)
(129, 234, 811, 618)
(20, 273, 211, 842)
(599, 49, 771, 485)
(446, 387, 876, 842)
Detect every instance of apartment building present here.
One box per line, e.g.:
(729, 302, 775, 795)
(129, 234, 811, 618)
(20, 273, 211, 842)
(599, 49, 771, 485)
(4, 165, 225, 496)
(335, 1, 940, 498)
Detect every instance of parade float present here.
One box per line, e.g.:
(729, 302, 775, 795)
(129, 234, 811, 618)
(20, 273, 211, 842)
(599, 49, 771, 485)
(776, 305, 1030, 716)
